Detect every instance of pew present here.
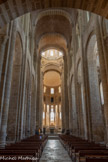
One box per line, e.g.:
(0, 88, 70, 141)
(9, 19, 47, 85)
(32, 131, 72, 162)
(86, 157, 108, 162)
(0, 135, 48, 162)
(59, 135, 108, 162)
(77, 150, 108, 162)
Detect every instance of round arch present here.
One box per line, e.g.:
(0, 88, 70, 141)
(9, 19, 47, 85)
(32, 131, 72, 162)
(35, 9, 72, 25)
(38, 33, 67, 47)
(43, 68, 61, 75)
(0, 0, 108, 27)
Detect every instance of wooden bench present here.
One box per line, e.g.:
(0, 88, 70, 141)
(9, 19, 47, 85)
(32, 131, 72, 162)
(86, 157, 108, 162)
(0, 135, 48, 162)
(59, 135, 108, 162)
(77, 150, 108, 162)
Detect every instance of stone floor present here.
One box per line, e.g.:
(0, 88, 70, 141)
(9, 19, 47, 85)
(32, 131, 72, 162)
(39, 140, 72, 162)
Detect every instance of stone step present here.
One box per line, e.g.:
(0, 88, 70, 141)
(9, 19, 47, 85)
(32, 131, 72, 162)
(48, 135, 59, 140)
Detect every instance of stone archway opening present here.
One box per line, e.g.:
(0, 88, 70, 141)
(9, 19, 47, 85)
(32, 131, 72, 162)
(40, 49, 64, 134)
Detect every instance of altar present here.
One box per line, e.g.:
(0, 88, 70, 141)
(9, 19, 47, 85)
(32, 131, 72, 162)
(50, 127, 55, 134)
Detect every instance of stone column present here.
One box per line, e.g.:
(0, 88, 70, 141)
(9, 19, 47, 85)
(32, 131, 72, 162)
(67, 50, 73, 132)
(46, 105, 48, 127)
(39, 71, 43, 129)
(64, 55, 69, 130)
(61, 65, 65, 130)
(102, 20, 108, 84)
(26, 81, 31, 137)
(67, 60, 73, 131)
(45, 104, 46, 126)
(0, 35, 8, 82)
(96, 16, 108, 145)
(29, 28, 36, 136)
(33, 83, 36, 135)
(0, 35, 8, 128)
(58, 105, 61, 128)
(36, 56, 41, 130)
(0, 21, 17, 148)
(57, 106, 59, 128)
(49, 105, 50, 130)
(79, 10, 93, 140)
(54, 105, 55, 125)
(73, 26, 79, 137)
(16, 36, 27, 141)
(26, 28, 35, 137)
(69, 86, 72, 131)
(81, 37, 93, 141)
(77, 39, 88, 139)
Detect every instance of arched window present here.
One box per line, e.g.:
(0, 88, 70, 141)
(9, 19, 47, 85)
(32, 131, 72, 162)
(59, 51, 63, 56)
(50, 50, 54, 56)
(59, 105, 61, 112)
(50, 88, 54, 94)
(44, 86, 46, 93)
(43, 112, 45, 119)
(47, 105, 49, 112)
(96, 55, 100, 67)
(87, 11, 91, 22)
(56, 105, 58, 113)
(58, 86, 61, 93)
(41, 49, 63, 59)
(100, 82, 104, 106)
(41, 52, 45, 56)
(50, 108, 54, 121)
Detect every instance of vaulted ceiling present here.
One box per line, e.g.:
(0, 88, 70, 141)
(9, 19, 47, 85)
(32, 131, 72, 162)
(38, 33, 67, 54)
(41, 49, 63, 75)
(44, 71, 61, 87)
(0, 0, 107, 90)
(35, 15, 72, 45)
(0, 0, 108, 27)
(35, 9, 72, 57)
